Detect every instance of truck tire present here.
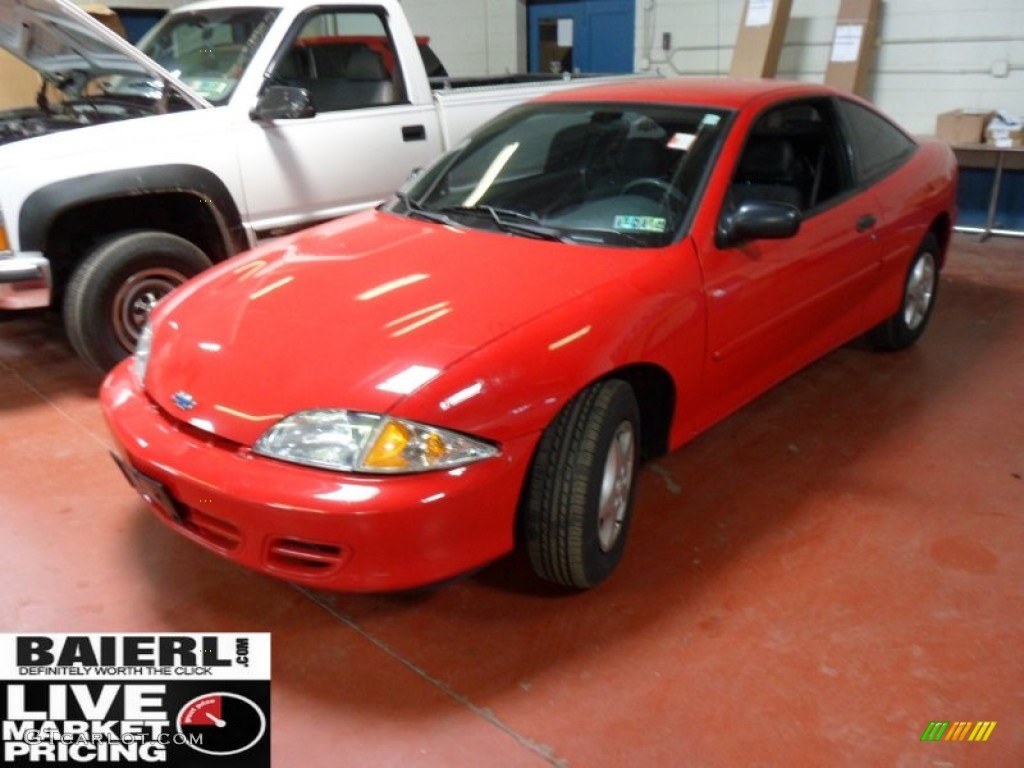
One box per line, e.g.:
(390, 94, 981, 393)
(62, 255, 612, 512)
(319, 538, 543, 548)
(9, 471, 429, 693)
(64, 231, 212, 371)
(524, 379, 640, 589)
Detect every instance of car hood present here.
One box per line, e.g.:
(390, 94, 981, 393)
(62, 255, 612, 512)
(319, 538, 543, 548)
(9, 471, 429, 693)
(0, 0, 209, 107)
(146, 210, 658, 446)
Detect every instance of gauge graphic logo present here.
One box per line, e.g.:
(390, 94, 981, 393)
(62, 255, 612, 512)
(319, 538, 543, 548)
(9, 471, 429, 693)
(176, 692, 267, 757)
(172, 391, 197, 410)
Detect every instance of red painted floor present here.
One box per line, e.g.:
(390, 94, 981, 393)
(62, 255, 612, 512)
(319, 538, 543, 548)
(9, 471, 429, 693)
(1, 234, 1021, 766)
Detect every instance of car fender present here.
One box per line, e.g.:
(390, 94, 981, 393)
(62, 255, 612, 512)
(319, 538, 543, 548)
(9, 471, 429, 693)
(390, 237, 708, 450)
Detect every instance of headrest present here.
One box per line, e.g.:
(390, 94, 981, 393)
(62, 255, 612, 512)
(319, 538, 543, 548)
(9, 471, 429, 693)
(618, 137, 669, 175)
(739, 138, 796, 179)
(346, 48, 386, 81)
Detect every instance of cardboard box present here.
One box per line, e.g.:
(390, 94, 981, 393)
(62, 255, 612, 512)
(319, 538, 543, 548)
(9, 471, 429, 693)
(936, 110, 994, 145)
(81, 4, 127, 39)
(730, 0, 793, 78)
(824, 0, 880, 97)
(0, 53, 44, 110)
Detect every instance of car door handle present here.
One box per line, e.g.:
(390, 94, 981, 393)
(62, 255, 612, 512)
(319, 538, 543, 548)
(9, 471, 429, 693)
(855, 214, 877, 233)
(402, 125, 426, 142)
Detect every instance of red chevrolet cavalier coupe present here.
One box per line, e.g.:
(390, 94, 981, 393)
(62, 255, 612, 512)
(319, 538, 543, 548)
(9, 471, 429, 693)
(102, 79, 957, 592)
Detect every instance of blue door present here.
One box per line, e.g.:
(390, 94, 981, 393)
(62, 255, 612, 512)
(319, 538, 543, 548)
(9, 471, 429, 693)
(528, 0, 634, 74)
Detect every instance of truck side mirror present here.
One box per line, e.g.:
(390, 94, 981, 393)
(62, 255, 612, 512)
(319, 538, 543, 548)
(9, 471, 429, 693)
(250, 86, 316, 121)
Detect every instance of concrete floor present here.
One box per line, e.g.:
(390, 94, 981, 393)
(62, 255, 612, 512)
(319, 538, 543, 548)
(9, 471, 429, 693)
(1, 233, 1021, 766)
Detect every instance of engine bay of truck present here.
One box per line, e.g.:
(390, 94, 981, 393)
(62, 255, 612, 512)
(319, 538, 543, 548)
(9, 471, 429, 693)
(0, 101, 154, 146)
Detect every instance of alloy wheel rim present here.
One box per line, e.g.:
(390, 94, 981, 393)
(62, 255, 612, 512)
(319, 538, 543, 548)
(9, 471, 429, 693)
(597, 420, 636, 553)
(112, 268, 186, 350)
(903, 252, 936, 330)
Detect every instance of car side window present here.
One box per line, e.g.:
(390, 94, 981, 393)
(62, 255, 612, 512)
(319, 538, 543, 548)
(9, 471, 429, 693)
(268, 9, 406, 112)
(730, 100, 849, 214)
(835, 99, 916, 185)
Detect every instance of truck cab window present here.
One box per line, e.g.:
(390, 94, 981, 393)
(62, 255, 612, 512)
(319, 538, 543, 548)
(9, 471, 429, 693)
(270, 10, 405, 111)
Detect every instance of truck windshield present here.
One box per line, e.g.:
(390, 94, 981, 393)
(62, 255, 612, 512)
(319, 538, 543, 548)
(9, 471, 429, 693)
(392, 101, 731, 248)
(136, 8, 280, 104)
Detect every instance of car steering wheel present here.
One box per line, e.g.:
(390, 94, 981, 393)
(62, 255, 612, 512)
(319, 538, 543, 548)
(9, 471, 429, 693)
(621, 178, 687, 208)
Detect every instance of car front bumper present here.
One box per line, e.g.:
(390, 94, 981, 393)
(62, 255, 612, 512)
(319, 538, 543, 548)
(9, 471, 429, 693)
(101, 361, 536, 592)
(0, 250, 51, 309)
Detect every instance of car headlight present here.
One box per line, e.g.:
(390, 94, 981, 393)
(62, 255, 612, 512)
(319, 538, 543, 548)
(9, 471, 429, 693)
(253, 410, 499, 474)
(133, 321, 153, 387)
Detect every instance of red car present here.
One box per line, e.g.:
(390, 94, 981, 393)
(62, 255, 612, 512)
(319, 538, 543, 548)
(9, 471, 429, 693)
(102, 79, 956, 592)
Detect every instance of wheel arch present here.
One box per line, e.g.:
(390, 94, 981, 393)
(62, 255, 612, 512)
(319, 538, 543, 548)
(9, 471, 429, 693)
(512, 362, 676, 549)
(596, 362, 676, 462)
(19, 165, 249, 295)
(928, 212, 952, 269)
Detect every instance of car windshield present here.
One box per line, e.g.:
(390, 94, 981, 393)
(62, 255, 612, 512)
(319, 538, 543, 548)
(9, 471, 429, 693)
(391, 101, 731, 248)
(126, 8, 280, 105)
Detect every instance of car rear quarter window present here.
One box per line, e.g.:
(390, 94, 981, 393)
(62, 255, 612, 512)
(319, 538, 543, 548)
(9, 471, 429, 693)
(836, 99, 916, 185)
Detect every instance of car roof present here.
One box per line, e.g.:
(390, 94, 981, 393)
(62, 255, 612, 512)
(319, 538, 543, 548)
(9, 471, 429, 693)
(540, 77, 841, 111)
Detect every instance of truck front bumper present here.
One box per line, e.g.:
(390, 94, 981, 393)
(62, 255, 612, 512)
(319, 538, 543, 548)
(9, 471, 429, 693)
(0, 251, 51, 309)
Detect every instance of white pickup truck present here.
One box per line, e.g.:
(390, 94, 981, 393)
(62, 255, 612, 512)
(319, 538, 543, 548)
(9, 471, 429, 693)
(0, 0, 637, 370)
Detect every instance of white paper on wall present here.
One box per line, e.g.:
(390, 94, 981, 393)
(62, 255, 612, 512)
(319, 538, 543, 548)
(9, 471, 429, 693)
(830, 24, 864, 63)
(745, 0, 773, 27)
(557, 18, 573, 47)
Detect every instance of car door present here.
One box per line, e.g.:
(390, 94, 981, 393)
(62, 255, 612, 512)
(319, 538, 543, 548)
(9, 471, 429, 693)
(832, 97, 928, 325)
(233, 6, 444, 236)
(695, 97, 885, 429)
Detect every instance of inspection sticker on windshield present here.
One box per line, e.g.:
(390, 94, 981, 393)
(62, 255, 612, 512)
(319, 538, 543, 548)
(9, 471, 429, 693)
(614, 215, 666, 233)
(667, 133, 695, 151)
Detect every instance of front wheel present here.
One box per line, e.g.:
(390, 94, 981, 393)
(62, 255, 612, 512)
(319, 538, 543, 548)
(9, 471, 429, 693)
(867, 232, 940, 351)
(63, 231, 212, 371)
(524, 379, 640, 589)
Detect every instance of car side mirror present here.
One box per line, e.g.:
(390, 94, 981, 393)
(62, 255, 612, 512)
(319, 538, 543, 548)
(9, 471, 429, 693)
(250, 86, 316, 121)
(716, 201, 801, 249)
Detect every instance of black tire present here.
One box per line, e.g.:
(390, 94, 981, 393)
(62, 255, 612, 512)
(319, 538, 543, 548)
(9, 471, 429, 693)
(524, 379, 640, 589)
(63, 231, 212, 371)
(867, 232, 940, 351)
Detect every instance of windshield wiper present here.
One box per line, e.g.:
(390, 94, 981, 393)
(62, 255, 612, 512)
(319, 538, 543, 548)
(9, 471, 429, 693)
(478, 205, 542, 224)
(395, 190, 454, 226)
(437, 205, 568, 242)
(566, 229, 648, 247)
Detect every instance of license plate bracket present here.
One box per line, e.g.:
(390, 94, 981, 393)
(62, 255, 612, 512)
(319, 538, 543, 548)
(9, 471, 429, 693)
(110, 453, 186, 525)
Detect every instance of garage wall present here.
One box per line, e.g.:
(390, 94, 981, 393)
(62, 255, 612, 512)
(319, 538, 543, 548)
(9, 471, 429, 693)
(400, 0, 525, 76)
(638, 0, 1024, 134)
(401, 0, 1023, 136)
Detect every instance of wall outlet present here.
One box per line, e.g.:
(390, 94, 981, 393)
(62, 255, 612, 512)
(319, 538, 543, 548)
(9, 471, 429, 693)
(991, 60, 1009, 78)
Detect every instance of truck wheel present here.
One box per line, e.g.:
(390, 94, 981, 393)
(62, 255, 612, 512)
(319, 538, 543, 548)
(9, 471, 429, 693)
(524, 379, 640, 589)
(64, 231, 212, 371)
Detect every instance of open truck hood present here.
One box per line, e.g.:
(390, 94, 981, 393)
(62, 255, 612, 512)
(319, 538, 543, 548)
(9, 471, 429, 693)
(0, 0, 210, 108)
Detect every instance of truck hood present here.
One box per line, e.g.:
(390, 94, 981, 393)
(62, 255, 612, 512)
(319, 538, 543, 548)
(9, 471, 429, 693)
(146, 210, 657, 447)
(0, 0, 209, 108)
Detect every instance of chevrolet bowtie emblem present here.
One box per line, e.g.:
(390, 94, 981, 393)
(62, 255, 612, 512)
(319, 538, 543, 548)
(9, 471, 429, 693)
(171, 391, 197, 411)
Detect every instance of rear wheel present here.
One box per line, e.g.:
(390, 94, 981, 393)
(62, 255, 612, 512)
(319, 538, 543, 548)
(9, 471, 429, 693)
(524, 379, 640, 589)
(867, 232, 939, 351)
(64, 231, 212, 371)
